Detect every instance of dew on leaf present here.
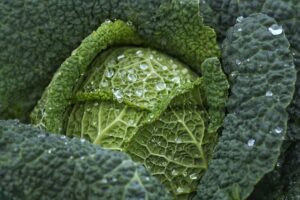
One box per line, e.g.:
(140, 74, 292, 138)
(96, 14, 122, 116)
(101, 80, 109, 87)
(162, 65, 168, 71)
(247, 139, 255, 147)
(181, 68, 188, 74)
(268, 24, 283, 35)
(135, 89, 144, 97)
(127, 73, 137, 82)
(139, 63, 149, 70)
(235, 59, 242, 65)
(136, 50, 143, 57)
(128, 119, 134, 126)
(112, 89, 123, 102)
(105, 69, 114, 78)
(80, 138, 86, 143)
(101, 178, 108, 184)
(237, 28, 242, 32)
(175, 137, 182, 144)
(38, 134, 46, 138)
(104, 19, 112, 24)
(274, 127, 283, 134)
(117, 54, 125, 60)
(189, 173, 198, 180)
(171, 76, 181, 84)
(177, 187, 184, 194)
(172, 170, 178, 176)
(265, 91, 273, 97)
(156, 82, 166, 91)
(236, 16, 244, 23)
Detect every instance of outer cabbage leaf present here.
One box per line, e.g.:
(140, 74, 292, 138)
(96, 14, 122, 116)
(200, 0, 300, 141)
(194, 14, 296, 200)
(0, 120, 171, 200)
(0, 0, 219, 120)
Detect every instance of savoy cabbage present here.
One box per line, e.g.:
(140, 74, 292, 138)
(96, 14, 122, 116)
(0, 0, 299, 200)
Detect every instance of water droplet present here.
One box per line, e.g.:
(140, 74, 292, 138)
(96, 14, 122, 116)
(80, 156, 85, 160)
(156, 82, 166, 91)
(139, 63, 149, 70)
(265, 91, 273, 97)
(247, 139, 255, 147)
(181, 68, 188, 74)
(172, 170, 178, 176)
(230, 71, 238, 79)
(236, 16, 244, 23)
(94, 102, 99, 106)
(246, 58, 250, 62)
(183, 171, 187, 177)
(136, 50, 143, 57)
(48, 148, 54, 154)
(171, 77, 181, 84)
(112, 177, 117, 182)
(236, 59, 242, 65)
(237, 28, 242, 32)
(276, 162, 281, 167)
(128, 119, 135, 126)
(145, 177, 150, 181)
(105, 69, 114, 78)
(104, 19, 112, 24)
(162, 66, 168, 71)
(38, 134, 46, 138)
(177, 187, 184, 194)
(101, 80, 109, 87)
(127, 73, 137, 82)
(274, 127, 283, 134)
(135, 89, 144, 97)
(149, 54, 154, 59)
(80, 138, 86, 143)
(268, 24, 283, 35)
(69, 156, 74, 159)
(60, 135, 67, 139)
(101, 178, 108, 184)
(112, 89, 123, 102)
(189, 173, 198, 180)
(175, 137, 182, 144)
(171, 64, 178, 70)
(117, 54, 125, 60)
(284, 63, 293, 68)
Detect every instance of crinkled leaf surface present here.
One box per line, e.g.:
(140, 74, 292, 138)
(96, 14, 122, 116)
(200, 0, 300, 141)
(194, 14, 296, 200)
(123, 57, 228, 199)
(0, 0, 219, 120)
(31, 20, 226, 199)
(0, 120, 170, 200)
(31, 20, 143, 134)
